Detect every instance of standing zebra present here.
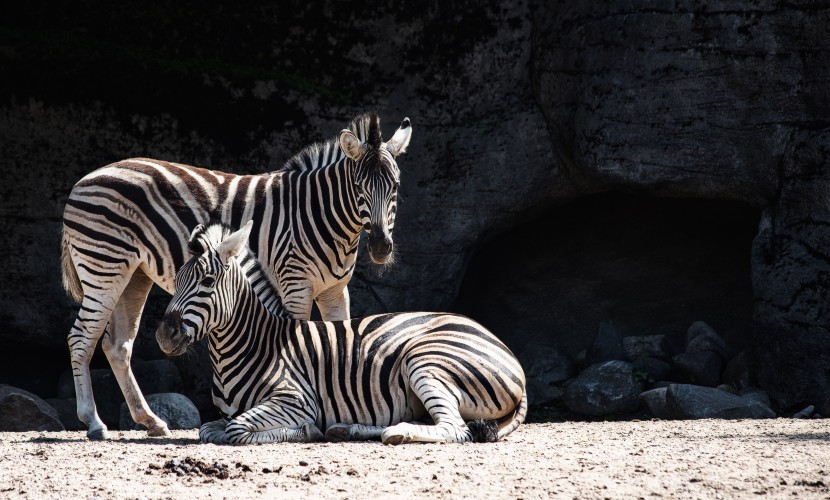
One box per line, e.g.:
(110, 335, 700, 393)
(156, 221, 527, 444)
(61, 113, 412, 440)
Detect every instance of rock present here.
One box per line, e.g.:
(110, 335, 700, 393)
(631, 356, 671, 385)
(525, 379, 564, 407)
(623, 335, 672, 362)
(639, 387, 671, 419)
(0, 384, 64, 432)
(792, 405, 815, 419)
(518, 344, 575, 386)
(716, 384, 739, 396)
(739, 387, 771, 408)
(672, 351, 724, 388)
(585, 323, 624, 366)
(45, 398, 85, 431)
(665, 384, 776, 420)
(721, 351, 753, 391)
(119, 393, 201, 431)
(563, 360, 642, 416)
(686, 321, 732, 361)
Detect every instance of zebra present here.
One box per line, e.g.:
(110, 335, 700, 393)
(60, 112, 412, 440)
(156, 221, 527, 444)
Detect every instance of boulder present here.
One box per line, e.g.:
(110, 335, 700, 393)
(623, 335, 672, 362)
(639, 387, 671, 419)
(0, 384, 64, 432)
(738, 387, 772, 408)
(665, 384, 776, 420)
(792, 405, 815, 419)
(119, 393, 200, 431)
(585, 323, 624, 366)
(563, 360, 642, 416)
(721, 351, 753, 391)
(526, 379, 565, 407)
(631, 356, 671, 385)
(45, 398, 85, 431)
(686, 321, 732, 361)
(518, 343, 575, 386)
(672, 351, 724, 387)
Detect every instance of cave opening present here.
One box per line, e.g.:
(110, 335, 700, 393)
(453, 193, 761, 360)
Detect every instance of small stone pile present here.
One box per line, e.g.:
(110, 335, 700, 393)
(522, 321, 822, 420)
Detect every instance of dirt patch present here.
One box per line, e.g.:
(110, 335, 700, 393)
(1, 419, 829, 498)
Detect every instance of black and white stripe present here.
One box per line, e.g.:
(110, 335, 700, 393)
(60, 113, 412, 440)
(157, 222, 527, 445)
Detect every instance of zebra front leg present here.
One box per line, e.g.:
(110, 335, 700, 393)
(101, 271, 170, 437)
(199, 419, 228, 444)
(324, 423, 386, 442)
(315, 282, 351, 321)
(222, 396, 324, 445)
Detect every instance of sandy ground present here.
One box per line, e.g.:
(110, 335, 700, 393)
(1, 419, 829, 499)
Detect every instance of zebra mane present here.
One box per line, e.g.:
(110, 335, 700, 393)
(192, 222, 286, 317)
(279, 112, 382, 173)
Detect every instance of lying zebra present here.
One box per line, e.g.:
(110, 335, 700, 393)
(156, 222, 527, 444)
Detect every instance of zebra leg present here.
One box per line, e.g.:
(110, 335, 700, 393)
(101, 269, 171, 437)
(199, 419, 228, 444)
(68, 304, 111, 440)
(324, 423, 386, 442)
(315, 282, 351, 321)
(223, 397, 324, 445)
(381, 376, 471, 445)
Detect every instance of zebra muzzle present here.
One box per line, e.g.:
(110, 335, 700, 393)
(156, 310, 192, 356)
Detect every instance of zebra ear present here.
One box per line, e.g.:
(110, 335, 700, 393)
(187, 224, 208, 255)
(385, 117, 412, 157)
(339, 129, 366, 161)
(217, 220, 253, 266)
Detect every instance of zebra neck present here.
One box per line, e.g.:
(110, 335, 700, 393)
(290, 158, 364, 236)
(209, 268, 285, 353)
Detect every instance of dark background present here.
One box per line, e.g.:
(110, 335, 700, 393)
(1, 1, 829, 415)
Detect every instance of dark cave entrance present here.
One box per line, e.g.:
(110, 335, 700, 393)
(453, 193, 761, 359)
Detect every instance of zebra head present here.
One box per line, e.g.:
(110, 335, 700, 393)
(156, 221, 253, 356)
(339, 114, 412, 265)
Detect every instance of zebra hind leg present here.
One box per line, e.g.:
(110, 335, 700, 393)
(324, 423, 386, 442)
(101, 269, 171, 437)
(69, 296, 116, 440)
(380, 377, 475, 445)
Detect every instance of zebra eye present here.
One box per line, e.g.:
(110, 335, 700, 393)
(199, 276, 215, 288)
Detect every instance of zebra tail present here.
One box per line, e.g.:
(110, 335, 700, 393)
(60, 227, 83, 304)
(496, 391, 528, 440)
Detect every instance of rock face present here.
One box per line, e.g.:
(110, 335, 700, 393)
(1, 0, 829, 416)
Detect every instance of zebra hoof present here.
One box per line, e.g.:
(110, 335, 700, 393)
(302, 423, 325, 442)
(87, 428, 111, 441)
(324, 424, 351, 442)
(147, 424, 172, 437)
(380, 429, 406, 445)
